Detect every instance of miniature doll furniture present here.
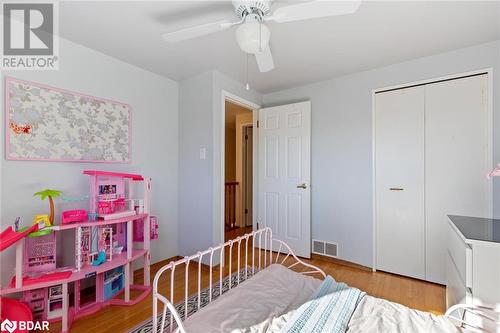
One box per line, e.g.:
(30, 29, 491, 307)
(0, 170, 153, 333)
(103, 266, 124, 300)
(61, 210, 87, 224)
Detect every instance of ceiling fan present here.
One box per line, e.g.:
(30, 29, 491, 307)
(162, 0, 362, 73)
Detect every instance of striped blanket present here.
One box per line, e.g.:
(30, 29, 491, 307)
(280, 276, 366, 333)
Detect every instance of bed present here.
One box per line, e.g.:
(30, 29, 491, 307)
(153, 228, 498, 333)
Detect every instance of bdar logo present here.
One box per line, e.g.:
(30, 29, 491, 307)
(1, 319, 17, 333)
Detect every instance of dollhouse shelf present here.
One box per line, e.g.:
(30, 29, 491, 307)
(46, 213, 148, 231)
(0, 249, 147, 296)
(2, 171, 153, 333)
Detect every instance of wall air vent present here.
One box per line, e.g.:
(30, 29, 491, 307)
(312, 239, 338, 258)
(313, 240, 325, 254)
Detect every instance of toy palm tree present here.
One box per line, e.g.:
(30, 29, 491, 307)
(34, 189, 62, 224)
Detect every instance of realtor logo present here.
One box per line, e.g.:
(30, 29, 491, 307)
(0, 319, 17, 333)
(1, 2, 59, 69)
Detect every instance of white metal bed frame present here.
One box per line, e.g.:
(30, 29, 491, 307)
(153, 227, 499, 333)
(445, 304, 500, 332)
(152, 228, 325, 333)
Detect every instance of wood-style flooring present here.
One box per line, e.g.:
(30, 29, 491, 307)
(225, 226, 253, 242)
(47, 234, 445, 333)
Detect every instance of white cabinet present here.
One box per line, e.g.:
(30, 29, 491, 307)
(375, 73, 491, 284)
(446, 221, 472, 307)
(447, 216, 500, 310)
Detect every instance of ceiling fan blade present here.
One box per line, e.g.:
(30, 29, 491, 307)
(255, 45, 275, 72)
(162, 19, 235, 42)
(269, 0, 361, 23)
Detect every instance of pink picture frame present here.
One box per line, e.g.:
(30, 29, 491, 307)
(5, 76, 131, 163)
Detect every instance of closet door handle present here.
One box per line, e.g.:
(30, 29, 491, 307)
(389, 187, 404, 191)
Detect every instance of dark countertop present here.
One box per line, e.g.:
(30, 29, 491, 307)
(448, 215, 500, 243)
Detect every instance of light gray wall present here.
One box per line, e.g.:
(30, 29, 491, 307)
(178, 71, 214, 255)
(178, 70, 261, 256)
(263, 40, 500, 268)
(0, 38, 179, 284)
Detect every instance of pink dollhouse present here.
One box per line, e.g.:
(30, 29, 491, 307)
(0, 170, 154, 333)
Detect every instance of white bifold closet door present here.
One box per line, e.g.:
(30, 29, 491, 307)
(375, 86, 426, 280)
(375, 74, 490, 284)
(425, 75, 490, 284)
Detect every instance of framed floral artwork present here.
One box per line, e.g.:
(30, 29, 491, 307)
(5, 77, 131, 162)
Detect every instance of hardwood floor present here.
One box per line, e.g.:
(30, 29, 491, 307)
(48, 244, 445, 333)
(225, 226, 253, 241)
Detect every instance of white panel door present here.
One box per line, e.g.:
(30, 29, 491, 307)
(425, 74, 491, 284)
(258, 101, 311, 258)
(375, 86, 425, 280)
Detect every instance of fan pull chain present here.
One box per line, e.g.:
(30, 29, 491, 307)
(259, 21, 262, 52)
(245, 53, 250, 91)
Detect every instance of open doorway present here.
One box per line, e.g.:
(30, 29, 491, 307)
(224, 100, 254, 241)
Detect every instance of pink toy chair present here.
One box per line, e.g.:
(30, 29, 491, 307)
(98, 201, 113, 215)
(114, 198, 126, 212)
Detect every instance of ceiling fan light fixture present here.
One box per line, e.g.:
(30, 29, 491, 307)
(162, 0, 362, 73)
(235, 20, 270, 54)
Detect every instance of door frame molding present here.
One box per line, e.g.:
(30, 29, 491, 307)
(241, 124, 254, 227)
(371, 68, 493, 272)
(220, 91, 260, 244)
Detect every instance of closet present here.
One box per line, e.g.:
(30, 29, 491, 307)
(374, 73, 491, 284)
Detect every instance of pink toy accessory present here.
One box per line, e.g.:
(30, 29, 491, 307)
(22, 288, 47, 322)
(487, 163, 500, 179)
(24, 233, 56, 273)
(133, 216, 158, 241)
(61, 210, 87, 224)
(151, 216, 159, 240)
(0, 224, 39, 252)
(0, 297, 33, 333)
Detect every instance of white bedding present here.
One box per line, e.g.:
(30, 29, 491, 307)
(347, 295, 460, 333)
(181, 264, 460, 333)
(182, 264, 321, 332)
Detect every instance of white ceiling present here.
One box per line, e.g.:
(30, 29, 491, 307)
(59, 1, 500, 93)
